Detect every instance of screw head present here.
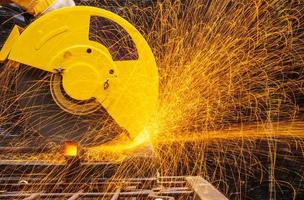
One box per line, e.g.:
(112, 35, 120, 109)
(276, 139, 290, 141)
(103, 80, 109, 90)
(55, 67, 64, 74)
(109, 69, 115, 74)
(86, 48, 92, 53)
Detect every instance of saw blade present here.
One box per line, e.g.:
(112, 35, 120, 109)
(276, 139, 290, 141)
(14, 65, 122, 146)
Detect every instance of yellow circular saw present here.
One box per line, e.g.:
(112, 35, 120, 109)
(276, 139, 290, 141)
(0, 1, 158, 148)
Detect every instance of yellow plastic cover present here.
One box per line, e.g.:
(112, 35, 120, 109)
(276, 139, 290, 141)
(5, 6, 159, 140)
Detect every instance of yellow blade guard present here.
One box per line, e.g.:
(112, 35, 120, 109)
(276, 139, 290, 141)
(1, 6, 158, 140)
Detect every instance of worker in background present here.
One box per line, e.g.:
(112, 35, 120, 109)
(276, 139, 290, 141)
(0, 0, 75, 16)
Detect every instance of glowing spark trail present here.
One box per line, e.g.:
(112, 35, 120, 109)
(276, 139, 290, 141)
(0, 0, 304, 199)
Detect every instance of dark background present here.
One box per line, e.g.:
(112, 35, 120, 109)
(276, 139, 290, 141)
(0, 1, 303, 199)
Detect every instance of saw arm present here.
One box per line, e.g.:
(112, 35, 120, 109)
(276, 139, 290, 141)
(0, 6, 158, 141)
(1, 0, 75, 15)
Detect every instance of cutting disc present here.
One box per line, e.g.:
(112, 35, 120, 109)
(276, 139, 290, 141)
(14, 65, 122, 146)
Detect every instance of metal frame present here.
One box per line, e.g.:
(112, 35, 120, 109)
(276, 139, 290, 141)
(0, 160, 227, 199)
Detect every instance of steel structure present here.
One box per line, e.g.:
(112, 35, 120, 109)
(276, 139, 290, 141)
(0, 160, 228, 200)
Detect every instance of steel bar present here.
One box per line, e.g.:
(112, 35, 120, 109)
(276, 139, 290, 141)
(22, 193, 40, 200)
(67, 190, 83, 200)
(110, 188, 121, 200)
(186, 176, 228, 200)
